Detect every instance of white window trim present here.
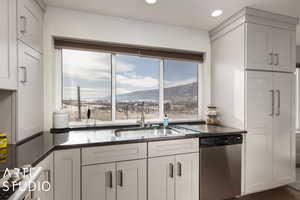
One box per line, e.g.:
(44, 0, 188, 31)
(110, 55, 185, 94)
(55, 49, 204, 127)
(296, 68, 300, 131)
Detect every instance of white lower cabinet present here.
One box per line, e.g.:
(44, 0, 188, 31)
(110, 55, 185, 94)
(35, 153, 53, 200)
(245, 71, 295, 194)
(148, 156, 174, 200)
(148, 153, 199, 200)
(272, 73, 295, 186)
(82, 159, 147, 200)
(82, 163, 115, 200)
(54, 149, 81, 200)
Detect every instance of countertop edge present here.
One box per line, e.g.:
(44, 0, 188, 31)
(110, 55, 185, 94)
(31, 130, 246, 166)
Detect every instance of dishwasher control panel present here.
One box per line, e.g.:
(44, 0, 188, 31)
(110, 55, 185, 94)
(200, 135, 243, 147)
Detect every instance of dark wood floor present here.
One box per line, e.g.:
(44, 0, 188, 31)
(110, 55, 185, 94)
(240, 187, 300, 200)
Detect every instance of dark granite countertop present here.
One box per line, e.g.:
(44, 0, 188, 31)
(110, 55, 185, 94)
(0, 124, 246, 172)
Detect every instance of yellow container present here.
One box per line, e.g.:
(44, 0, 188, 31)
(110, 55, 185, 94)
(0, 148, 8, 163)
(0, 133, 8, 149)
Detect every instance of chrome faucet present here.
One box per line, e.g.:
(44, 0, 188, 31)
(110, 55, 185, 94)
(137, 102, 146, 128)
(138, 111, 145, 128)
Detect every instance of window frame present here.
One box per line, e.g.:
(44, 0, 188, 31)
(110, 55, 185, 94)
(297, 67, 300, 131)
(56, 48, 203, 127)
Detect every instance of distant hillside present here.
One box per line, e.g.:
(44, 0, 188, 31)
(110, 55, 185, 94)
(117, 82, 197, 102)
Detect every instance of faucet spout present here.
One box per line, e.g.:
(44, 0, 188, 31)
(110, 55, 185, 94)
(137, 101, 146, 128)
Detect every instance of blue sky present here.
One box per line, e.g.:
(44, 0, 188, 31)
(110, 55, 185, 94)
(63, 49, 198, 100)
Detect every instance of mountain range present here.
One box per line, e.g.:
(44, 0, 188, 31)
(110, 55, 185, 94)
(116, 82, 197, 102)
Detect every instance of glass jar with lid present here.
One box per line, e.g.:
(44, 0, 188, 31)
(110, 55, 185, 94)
(206, 105, 218, 125)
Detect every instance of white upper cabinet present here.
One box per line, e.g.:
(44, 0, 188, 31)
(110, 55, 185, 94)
(0, 0, 17, 90)
(246, 23, 273, 71)
(17, 42, 43, 141)
(246, 23, 296, 72)
(17, 0, 43, 52)
(272, 28, 295, 72)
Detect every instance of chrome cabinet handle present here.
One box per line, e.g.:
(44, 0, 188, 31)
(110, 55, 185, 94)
(274, 53, 279, 65)
(270, 90, 274, 116)
(269, 53, 274, 65)
(106, 171, 113, 188)
(20, 16, 27, 34)
(169, 163, 174, 178)
(276, 90, 280, 116)
(117, 170, 123, 187)
(19, 66, 27, 83)
(177, 162, 182, 177)
(44, 169, 51, 184)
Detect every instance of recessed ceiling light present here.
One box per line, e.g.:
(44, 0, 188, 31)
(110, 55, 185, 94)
(145, 0, 157, 4)
(211, 9, 223, 17)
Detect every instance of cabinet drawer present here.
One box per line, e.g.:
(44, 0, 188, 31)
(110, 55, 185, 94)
(82, 143, 147, 165)
(148, 138, 199, 158)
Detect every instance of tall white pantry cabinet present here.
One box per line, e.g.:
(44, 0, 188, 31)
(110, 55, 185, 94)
(210, 7, 298, 195)
(0, 0, 44, 142)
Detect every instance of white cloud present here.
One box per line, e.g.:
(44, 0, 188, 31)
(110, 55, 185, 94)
(63, 49, 135, 81)
(116, 74, 159, 92)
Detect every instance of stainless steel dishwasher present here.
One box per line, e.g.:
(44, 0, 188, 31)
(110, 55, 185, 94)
(200, 135, 243, 200)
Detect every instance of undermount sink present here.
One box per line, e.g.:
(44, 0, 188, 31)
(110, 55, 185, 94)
(114, 127, 182, 138)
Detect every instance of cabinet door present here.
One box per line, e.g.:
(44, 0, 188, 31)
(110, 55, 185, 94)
(35, 153, 53, 200)
(175, 153, 199, 200)
(82, 163, 116, 200)
(116, 159, 147, 200)
(17, 0, 43, 52)
(148, 156, 175, 200)
(246, 23, 273, 71)
(244, 134, 273, 194)
(272, 28, 295, 72)
(54, 149, 81, 200)
(245, 71, 273, 194)
(273, 73, 295, 186)
(0, 0, 17, 90)
(17, 42, 42, 141)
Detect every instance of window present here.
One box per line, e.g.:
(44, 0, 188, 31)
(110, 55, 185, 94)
(116, 55, 160, 120)
(57, 39, 203, 125)
(62, 49, 112, 122)
(164, 59, 198, 119)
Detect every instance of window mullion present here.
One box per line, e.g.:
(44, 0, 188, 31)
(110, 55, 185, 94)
(112, 54, 116, 121)
(198, 63, 203, 120)
(159, 59, 164, 120)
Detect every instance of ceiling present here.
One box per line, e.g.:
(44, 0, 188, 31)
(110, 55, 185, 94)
(44, 0, 300, 44)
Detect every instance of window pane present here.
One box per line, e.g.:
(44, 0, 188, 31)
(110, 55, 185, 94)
(116, 55, 160, 120)
(164, 59, 198, 119)
(62, 49, 112, 122)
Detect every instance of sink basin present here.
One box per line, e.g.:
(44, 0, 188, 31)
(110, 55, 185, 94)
(114, 127, 182, 138)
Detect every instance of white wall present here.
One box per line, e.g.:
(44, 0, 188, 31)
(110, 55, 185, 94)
(43, 6, 211, 130)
